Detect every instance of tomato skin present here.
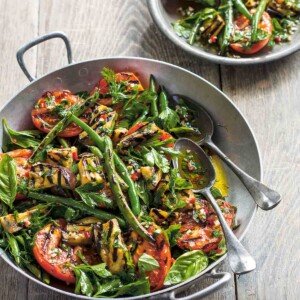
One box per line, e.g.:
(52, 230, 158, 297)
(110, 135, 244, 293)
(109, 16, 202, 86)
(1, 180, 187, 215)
(230, 12, 272, 55)
(127, 122, 146, 135)
(31, 91, 84, 137)
(132, 225, 172, 291)
(131, 171, 141, 181)
(33, 221, 76, 284)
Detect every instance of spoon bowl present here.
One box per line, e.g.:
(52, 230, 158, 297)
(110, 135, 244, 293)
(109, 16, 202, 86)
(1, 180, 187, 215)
(174, 138, 256, 274)
(171, 94, 281, 210)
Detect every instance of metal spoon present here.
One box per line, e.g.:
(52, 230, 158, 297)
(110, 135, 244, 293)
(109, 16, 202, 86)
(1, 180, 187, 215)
(171, 94, 281, 210)
(174, 138, 256, 274)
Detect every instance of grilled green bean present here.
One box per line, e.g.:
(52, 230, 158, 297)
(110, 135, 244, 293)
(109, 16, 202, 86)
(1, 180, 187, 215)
(113, 152, 141, 216)
(233, 0, 252, 20)
(6, 233, 21, 265)
(149, 75, 158, 117)
(27, 264, 42, 279)
(251, 0, 270, 42)
(57, 137, 70, 148)
(220, 0, 234, 54)
(28, 191, 125, 227)
(159, 88, 168, 112)
(102, 136, 154, 242)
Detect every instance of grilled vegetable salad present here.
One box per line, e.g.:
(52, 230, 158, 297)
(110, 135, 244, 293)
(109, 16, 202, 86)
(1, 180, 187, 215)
(0, 68, 237, 297)
(174, 0, 300, 56)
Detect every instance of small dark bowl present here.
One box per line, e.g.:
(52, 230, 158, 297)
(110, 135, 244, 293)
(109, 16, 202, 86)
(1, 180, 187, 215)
(147, 0, 300, 65)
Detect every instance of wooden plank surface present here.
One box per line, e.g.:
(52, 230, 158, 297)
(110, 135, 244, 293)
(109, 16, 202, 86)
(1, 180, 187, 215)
(221, 57, 300, 300)
(0, 0, 299, 299)
(0, 1, 39, 300)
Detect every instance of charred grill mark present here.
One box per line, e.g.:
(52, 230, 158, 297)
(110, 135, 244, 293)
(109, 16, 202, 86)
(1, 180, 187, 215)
(112, 245, 118, 262)
(43, 224, 55, 254)
(108, 220, 114, 242)
(57, 169, 62, 186)
(157, 239, 165, 251)
(128, 80, 139, 84)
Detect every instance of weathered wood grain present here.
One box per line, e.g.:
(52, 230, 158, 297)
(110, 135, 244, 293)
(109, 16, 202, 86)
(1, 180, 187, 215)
(221, 54, 300, 300)
(0, 0, 39, 299)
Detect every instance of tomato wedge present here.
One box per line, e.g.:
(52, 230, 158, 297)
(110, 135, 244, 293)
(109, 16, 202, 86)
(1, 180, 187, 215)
(0, 149, 33, 200)
(31, 91, 84, 137)
(230, 12, 272, 55)
(33, 221, 77, 284)
(131, 225, 172, 291)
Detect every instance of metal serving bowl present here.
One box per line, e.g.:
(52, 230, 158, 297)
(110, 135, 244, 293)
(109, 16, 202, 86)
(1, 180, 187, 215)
(0, 32, 260, 299)
(147, 0, 300, 65)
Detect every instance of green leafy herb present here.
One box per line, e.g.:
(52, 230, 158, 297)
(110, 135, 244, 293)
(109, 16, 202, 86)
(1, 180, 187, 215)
(0, 154, 17, 208)
(74, 269, 94, 296)
(3, 119, 41, 149)
(208, 238, 227, 261)
(113, 278, 150, 297)
(138, 253, 160, 273)
(164, 224, 182, 247)
(164, 250, 209, 285)
(151, 148, 170, 173)
(75, 183, 115, 209)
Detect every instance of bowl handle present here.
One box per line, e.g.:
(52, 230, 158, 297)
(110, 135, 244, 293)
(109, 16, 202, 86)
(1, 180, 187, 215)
(168, 269, 231, 300)
(16, 31, 73, 82)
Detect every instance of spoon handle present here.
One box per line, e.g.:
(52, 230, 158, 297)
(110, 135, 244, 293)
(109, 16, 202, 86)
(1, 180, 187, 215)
(202, 189, 256, 274)
(204, 140, 281, 210)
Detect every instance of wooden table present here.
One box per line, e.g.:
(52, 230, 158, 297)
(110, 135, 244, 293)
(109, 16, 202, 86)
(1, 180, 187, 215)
(0, 1, 299, 299)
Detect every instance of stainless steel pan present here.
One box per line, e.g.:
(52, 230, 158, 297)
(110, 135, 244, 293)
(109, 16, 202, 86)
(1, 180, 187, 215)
(0, 32, 260, 299)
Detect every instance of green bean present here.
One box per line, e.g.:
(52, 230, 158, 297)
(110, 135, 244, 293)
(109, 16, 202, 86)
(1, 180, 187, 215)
(251, 0, 270, 42)
(28, 191, 125, 227)
(42, 270, 51, 284)
(57, 137, 70, 148)
(158, 88, 168, 112)
(30, 91, 100, 162)
(26, 264, 42, 279)
(149, 75, 158, 117)
(6, 233, 21, 265)
(220, 0, 234, 54)
(102, 136, 154, 242)
(90, 146, 103, 159)
(133, 107, 149, 126)
(188, 15, 203, 45)
(113, 152, 141, 216)
(233, 0, 252, 20)
(68, 114, 154, 242)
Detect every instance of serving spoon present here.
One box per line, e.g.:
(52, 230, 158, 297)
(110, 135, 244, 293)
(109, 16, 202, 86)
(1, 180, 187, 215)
(173, 138, 256, 274)
(171, 94, 281, 210)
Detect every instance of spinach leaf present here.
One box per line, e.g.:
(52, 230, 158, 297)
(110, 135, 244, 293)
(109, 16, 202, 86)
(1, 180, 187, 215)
(113, 278, 150, 297)
(164, 250, 209, 285)
(135, 180, 152, 206)
(164, 224, 182, 247)
(138, 253, 160, 273)
(156, 108, 180, 131)
(74, 269, 93, 296)
(75, 183, 114, 209)
(3, 119, 41, 149)
(151, 148, 170, 173)
(0, 154, 17, 208)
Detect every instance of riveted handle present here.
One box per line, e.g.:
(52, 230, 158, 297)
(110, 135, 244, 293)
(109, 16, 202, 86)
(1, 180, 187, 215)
(169, 269, 231, 300)
(16, 31, 73, 82)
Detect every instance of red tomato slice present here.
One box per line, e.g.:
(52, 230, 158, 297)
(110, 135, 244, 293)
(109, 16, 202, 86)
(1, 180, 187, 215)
(33, 221, 77, 284)
(230, 12, 272, 55)
(132, 225, 172, 291)
(31, 91, 84, 137)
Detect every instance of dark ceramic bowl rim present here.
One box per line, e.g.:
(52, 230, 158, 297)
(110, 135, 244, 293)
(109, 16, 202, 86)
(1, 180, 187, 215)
(147, 0, 300, 65)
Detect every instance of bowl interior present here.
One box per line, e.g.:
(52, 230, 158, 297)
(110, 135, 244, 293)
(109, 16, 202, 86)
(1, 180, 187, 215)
(0, 57, 260, 298)
(148, 0, 300, 64)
